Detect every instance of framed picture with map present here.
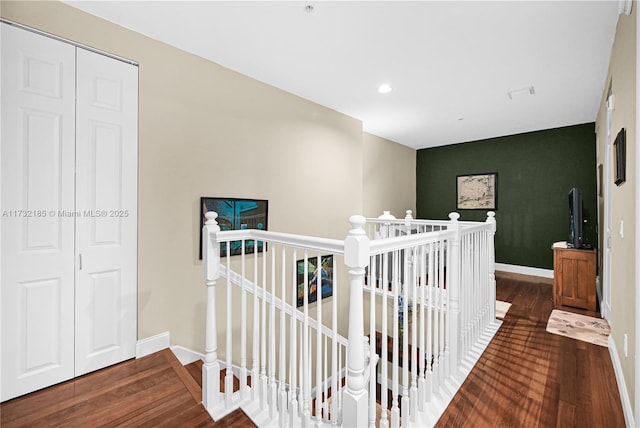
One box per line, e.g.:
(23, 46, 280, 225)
(456, 173, 497, 210)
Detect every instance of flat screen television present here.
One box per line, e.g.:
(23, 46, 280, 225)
(568, 187, 583, 249)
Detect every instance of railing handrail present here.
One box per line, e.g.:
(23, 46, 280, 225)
(211, 220, 493, 257)
(366, 212, 493, 228)
(457, 221, 493, 235)
(369, 229, 455, 254)
(365, 217, 451, 227)
(212, 228, 345, 255)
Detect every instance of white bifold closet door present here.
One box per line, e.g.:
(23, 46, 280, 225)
(74, 47, 138, 376)
(1, 22, 138, 401)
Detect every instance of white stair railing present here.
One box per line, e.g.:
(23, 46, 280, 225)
(202, 210, 499, 427)
(202, 211, 354, 427)
(363, 210, 500, 427)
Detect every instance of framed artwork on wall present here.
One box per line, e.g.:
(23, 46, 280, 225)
(613, 128, 626, 186)
(456, 172, 498, 210)
(297, 255, 333, 307)
(598, 163, 603, 197)
(199, 197, 268, 259)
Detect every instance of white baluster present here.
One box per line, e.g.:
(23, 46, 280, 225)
(290, 250, 299, 427)
(486, 212, 497, 324)
(433, 243, 441, 392)
(269, 248, 277, 421)
(476, 233, 480, 344)
(260, 244, 268, 411)
(401, 249, 410, 423)
(323, 335, 328, 422)
(279, 247, 287, 428)
(439, 237, 447, 386)
(380, 253, 389, 428)
(202, 211, 220, 411)
(379, 253, 389, 428)
(459, 234, 467, 358)
(240, 243, 248, 400)
(317, 252, 324, 424)
(447, 212, 461, 379)
(225, 243, 233, 409)
(302, 250, 311, 427)
(418, 244, 426, 411)
(252, 240, 260, 402)
(368, 256, 376, 428)
(342, 215, 370, 428)
(391, 251, 400, 428)
(425, 242, 434, 402)
(330, 262, 338, 426)
(410, 245, 418, 422)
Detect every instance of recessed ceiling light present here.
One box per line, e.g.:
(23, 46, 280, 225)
(378, 84, 392, 94)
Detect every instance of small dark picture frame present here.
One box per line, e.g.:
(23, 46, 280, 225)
(613, 128, 626, 186)
(456, 172, 498, 210)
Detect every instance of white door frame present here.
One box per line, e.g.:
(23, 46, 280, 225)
(635, 2, 640, 424)
(603, 90, 613, 321)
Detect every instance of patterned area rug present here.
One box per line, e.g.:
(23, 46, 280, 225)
(496, 300, 511, 319)
(546, 309, 610, 347)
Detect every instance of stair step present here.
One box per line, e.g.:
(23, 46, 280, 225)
(161, 349, 202, 403)
(183, 359, 252, 393)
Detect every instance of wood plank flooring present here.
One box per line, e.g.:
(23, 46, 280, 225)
(436, 273, 626, 427)
(0, 349, 254, 427)
(1, 273, 626, 427)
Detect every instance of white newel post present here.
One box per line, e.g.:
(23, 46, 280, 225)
(486, 212, 497, 321)
(404, 209, 413, 231)
(202, 211, 221, 411)
(342, 215, 370, 428)
(378, 210, 396, 239)
(447, 212, 461, 378)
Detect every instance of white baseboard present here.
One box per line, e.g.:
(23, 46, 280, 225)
(170, 345, 204, 365)
(136, 331, 170, 358)
(495, 263, 553, 279)
(608, 335, 635, 427)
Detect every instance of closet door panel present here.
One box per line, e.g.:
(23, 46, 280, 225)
(1, 23, 76, 401)
(74, 48, 138, 375)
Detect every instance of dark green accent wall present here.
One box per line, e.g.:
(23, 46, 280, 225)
(416, 123, 597, 270)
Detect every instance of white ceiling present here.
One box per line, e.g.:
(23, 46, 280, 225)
(63, 1, 622, 149)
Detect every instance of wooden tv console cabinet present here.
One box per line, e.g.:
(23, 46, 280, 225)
(553, 247, 596, 311)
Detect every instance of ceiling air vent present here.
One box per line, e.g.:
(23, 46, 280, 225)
(508, 86, 535, 100)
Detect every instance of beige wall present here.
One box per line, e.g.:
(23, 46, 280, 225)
(363, 132, 416, 219)
(2, 1, 416, 353)
(595, 7, 636, 413)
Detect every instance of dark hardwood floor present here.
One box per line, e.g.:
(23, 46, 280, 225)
(0, 349, 254, 427)
(437, 272, 626, 427)
(1, 273, 626, 427)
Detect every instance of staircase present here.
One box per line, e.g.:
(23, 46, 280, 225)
(181, 357, 257, 427)
(201, 210, 501, 427)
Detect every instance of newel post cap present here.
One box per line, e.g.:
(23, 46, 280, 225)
(378, 210, 396, 221)
(404, 210, 414, 227)
(204, 211, 220, 235)
(205, 211, 219, 226)
(486, 211, 496, 232)
(345, 215, 370, 268)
